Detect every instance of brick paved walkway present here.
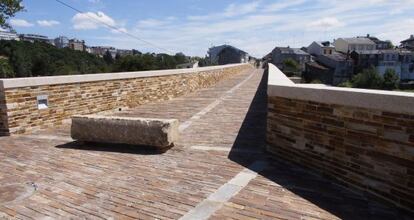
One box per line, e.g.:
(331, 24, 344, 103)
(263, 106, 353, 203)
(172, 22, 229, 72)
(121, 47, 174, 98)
(0, 68, 412, 219)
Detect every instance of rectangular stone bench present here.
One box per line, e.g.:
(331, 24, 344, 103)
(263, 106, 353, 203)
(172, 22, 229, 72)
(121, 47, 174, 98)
(71, 115, 179, 149)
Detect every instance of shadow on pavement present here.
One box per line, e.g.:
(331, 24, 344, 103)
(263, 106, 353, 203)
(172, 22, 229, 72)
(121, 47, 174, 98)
(228, 68, 413, 220)
(56, 141, 168, 155)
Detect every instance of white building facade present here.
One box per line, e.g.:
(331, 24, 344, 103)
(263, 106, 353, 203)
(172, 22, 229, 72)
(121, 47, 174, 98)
(307, 41, 334, 56)
(334, 38, 376, 53)
(0, 31, 20, 41)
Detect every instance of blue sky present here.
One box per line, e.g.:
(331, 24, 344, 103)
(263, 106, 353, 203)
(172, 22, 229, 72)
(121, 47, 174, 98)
(7, 0, 414, 57)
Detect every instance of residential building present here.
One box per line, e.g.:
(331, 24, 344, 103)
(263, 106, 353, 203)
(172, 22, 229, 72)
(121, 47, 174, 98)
(261, 52, 272, 68)
(116, 49, 133, 57)
(358, 34, 393, 50)
(350, 49, 414, 80)
(54, 36, 69, 48)
(208, 45, 229, 64)
(399, 50, 414, 80)
(334, 37, 376, 53)
(307, 41, 334, 56)
(89, 46, 117, 57)
(304, 61, 333, 84)
(217, 46, 249, 65)
(90, 46, 111, 56)
(0, 31, 19, 41)
(350, 50, 379, 73)
(316, 52, 354, 85)
(271, 47, 310, 71)
(376, 50, 401, 77)
(85, 47, 92, 53)
(401, 35, 414, 50)
(69, 39, 85, 51)
(19, 34, 50, 43)
(208, 45, 249, 65)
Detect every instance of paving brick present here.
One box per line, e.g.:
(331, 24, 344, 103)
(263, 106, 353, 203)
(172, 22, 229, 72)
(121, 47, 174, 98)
(0, 68, 411, 219)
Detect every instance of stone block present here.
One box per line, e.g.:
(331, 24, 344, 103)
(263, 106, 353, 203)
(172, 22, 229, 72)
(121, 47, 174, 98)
(71, 115, 179, 149)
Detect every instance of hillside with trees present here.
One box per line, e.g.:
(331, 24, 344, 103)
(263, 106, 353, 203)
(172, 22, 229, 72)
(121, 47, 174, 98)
(0, 40, 197, 78)
(0, 0, 202, 78)
(0, 40, 109, 77)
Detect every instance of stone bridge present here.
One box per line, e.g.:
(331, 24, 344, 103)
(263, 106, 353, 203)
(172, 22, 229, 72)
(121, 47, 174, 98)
(0, 64, 412, 219)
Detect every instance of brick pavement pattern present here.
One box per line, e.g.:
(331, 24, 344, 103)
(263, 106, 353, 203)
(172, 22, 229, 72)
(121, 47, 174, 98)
(0, 68, 411, 219)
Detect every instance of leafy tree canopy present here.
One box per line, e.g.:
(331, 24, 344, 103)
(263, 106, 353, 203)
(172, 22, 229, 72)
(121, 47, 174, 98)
(339, 67, 401, 91)
(283, 58, 300, 71)
(0, 40, 109, 77)
(382, 68, 399, 90)
(0, 0, 24, 30)
(351, 67, 384, 89)
(0, 40, 197, 78)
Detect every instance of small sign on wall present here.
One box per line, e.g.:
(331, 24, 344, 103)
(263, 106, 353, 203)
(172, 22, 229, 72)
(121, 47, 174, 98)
(36, 95, 48, 110)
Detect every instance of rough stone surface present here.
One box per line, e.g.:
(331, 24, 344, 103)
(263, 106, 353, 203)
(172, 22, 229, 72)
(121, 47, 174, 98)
(71, 115, 179, 149)
(267, 95, 414, 211)
(0, 64, 251, 135)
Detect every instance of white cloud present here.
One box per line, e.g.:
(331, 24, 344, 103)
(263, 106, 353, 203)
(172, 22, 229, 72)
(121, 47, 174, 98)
(37, 20, 60, 27)
(72, 11, 116, 30)
(188, 1, 260, 21)
(376, 19, 414, 44)
(91, 0, 414, 57)
(88, 0, 101, 3)
(264, 0, 306, 12)
(111, 27, 127, 34)
(10, 19, 34, 27)
(224, 1, 260, 17)
(137, 19, 170, 28)
(308, 17, 345, 30)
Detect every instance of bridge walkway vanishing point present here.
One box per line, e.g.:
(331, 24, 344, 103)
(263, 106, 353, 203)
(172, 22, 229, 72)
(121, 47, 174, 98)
(0, 68, 411, 219)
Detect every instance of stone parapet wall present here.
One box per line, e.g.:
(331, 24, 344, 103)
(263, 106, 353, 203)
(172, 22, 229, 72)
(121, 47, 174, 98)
(0, 64, 251, 135)
(0, 92, 7, 133)
(267, 64, 414, 210)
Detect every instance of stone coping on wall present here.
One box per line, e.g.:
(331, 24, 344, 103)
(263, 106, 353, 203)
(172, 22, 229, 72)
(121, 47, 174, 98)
(0, 63, 246, 89)
(267, 63, 414, 115)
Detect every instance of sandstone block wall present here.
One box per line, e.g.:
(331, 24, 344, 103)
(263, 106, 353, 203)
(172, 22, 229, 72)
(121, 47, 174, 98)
(267, 96, 414, 209)
(0, 92, 7, 133)
(266, 64, 414, 210)
(0, 64, 251, 135)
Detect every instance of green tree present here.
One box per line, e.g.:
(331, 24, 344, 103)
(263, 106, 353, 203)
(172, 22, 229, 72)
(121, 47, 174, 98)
(0, 58, 14, 77)
(9, 45, 32, 77)
(0, 0, 24, 30)
(351, 67, 383, 89)
(0, 39, 197, 77)
(174, 52, 188, 64)
(284, 58, 300, 70)
(386, 40, 394, 49)
(112, 55, 143, 72)
(132, 49, 141, 56)
(382, 68, 399, 90)
(198, 56, 213, 67)
(115, 53, 121, 60)
(283, 58, 300, 76)
(0, 40, 108, 77)
(103, 50, 114, 64)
